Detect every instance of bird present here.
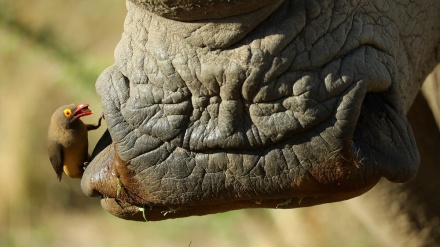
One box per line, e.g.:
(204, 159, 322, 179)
(47, 104, 102, 181)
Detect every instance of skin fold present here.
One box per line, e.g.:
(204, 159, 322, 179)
(81, 0, 440, 221)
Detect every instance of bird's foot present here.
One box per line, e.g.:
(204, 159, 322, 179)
(83, 162, 90, 170)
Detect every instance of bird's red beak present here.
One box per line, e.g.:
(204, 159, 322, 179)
(73, 104, 93, 118)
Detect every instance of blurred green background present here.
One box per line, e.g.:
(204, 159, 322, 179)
(0, 1, 389, 246)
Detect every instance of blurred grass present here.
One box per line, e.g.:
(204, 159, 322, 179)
(0, 1, 386, 246)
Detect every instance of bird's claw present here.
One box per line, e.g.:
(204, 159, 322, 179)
(83, 162, 90, 170)
(99, 112, 105, 120)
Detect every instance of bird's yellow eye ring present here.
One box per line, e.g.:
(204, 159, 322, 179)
(64, 109, 72, 117)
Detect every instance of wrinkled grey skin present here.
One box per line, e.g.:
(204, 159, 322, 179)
(82, 0, 440, 222)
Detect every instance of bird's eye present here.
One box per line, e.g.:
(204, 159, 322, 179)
(64, 109, 72, 117)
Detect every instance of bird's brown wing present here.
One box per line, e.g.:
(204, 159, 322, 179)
(48, 141, 64, 181)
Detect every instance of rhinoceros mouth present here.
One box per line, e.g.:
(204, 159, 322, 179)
(91, 42, 418, 198)
(81, 0, 420, 220)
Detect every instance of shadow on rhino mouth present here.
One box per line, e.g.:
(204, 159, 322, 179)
(352, 91, 419, 182)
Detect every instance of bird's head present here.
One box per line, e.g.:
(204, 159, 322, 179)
(53, 104, 93, 127)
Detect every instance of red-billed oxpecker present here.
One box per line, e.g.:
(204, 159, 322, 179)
(47, 104, 102, 180)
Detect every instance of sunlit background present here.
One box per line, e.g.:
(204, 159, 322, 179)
(2, 1, 437, 246)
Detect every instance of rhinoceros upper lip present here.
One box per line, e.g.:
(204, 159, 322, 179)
(183, 45, 394, 153)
